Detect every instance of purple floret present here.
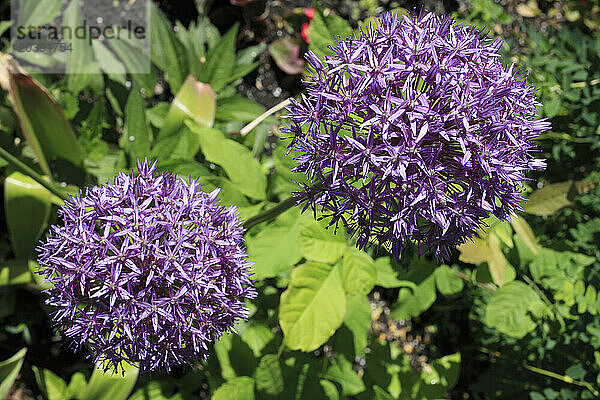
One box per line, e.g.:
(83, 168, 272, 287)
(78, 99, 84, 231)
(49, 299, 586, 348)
(284, 11, 549, 261)
(36, 160, 256, 373)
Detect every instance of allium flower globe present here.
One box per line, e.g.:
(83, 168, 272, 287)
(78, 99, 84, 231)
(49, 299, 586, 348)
(36, 160, 256, 373)
(284, 11, 549, 261)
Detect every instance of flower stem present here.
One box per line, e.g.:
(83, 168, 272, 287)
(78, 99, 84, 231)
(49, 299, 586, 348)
(0, 146, 70, 201)
(239, 98, 291, 137)
(244, 195, 298, 231)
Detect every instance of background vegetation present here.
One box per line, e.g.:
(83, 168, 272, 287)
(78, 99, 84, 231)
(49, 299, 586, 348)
(0, 0, 599, 399)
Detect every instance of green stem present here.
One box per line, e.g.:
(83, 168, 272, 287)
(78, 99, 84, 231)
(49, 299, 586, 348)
(0, 146, 70, 201)
(479, 347, 599, 397)
(523, 364, 599, 397)
(244, 195, 298, 230)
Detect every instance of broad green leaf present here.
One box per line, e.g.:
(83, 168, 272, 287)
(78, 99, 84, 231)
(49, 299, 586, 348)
(255, 355, 284, 396)
(390, 258, 437, 320)
(524, 180, 597, 216)
(246, 208, 304, 279)
(215, 95, 265, 123)
(152, 125, 201, 161)
(373, 257, 411, 289)
(213, 334, 257, 380)
(457, 230, 509, 286)
(64, 0, 100, 93)
(108, 35, 156, 94)
(187, 124, 266, 200)
(0, 348, 27, 400)
(5, 172, 52, 258)
(485, 281, 544, 338)
(160, 75, 216, 140)
(149, 2, 188, 92)
(212, 376, 254, 400)
(67, 372, 87, 400)
(280, 262, 346, 351)
(434, 265, 464, 295)
(15, 0, 61, 28)
(487, 233, 507, 286)
(242, 324, 275, 357)
(198, 24, 238, 92)
(343, 295, 372, 356)
(320, 380, 340, 400)
(342, 248, 376, 295)
(82, 361, 138, 400)
(120, 87, 151, 160)
(0, 55, 84, 175)
(308, 8, 353, 60)
(32, 367, 69, 400)
(325, 354, 366, 396)
(298, 220, 347, 263)
(0, 259, 35, 287)
(398, 353, 461, 399)
(529, 247, 595, 291)
(510, 216, 539, 256)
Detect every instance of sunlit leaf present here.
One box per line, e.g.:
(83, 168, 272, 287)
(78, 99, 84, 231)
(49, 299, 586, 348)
(280, 262, 346, 351)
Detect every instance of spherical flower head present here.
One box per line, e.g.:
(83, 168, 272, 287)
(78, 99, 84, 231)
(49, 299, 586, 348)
(36, 160, 256, 373)
(284, 11, 549, 261)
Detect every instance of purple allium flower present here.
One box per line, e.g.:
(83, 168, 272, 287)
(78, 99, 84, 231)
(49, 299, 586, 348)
(36, 160, 256, 373)
(284, 11, 549, 261)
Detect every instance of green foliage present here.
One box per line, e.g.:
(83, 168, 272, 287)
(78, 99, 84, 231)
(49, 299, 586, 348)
(0, 2, 598, 399)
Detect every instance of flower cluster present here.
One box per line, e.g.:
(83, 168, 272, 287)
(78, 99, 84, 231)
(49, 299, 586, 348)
(36, 160, 256, 373)
(284, 11, 549, 261)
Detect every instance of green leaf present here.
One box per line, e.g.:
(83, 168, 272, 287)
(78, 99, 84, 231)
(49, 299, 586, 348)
(399, 353, 461, 399)
(149, 2, 189, 92)
(187, 124, 267, 200)
(434, 266, 464, 296)
(212, 376, 255, 400)
(82, 362, 138, 400)
(241, 324, 275, 358)
(298, 220, 346, 263)
(215, 95, 265, 123)
(280, 262, 346, 351)
(14, 0, 62, 28)
(510, 216, 539, 256)
(198, 24, 238, 92)
(63, 0, 100, 93)
(0, 348, 27, 400)
(373, 386, 394, 400)
(308, 8, 353, 61)
(0, 58, 84, 175)
(152, 125, 201, 162)
(390, 258, 437, 320)
(108, 36, 156, 95)
(4, 172, 52, 258)
(342, 248, 376, 295)
(320, 380, 340, 400)
(0, 259, 35, 287)
(255, 355, 284, 396)
(373, 257, 405, 288)
(120, 88, 151, 160)
(325, 354, 366, 396)
(246, 208, 304, 279)
(213, 334, 258, 380)
(485, 281, 543, 338)
(529, 247, 595, 291)
(343, 295, 372, 356)
(67, 372, 87, 400)
(524, 180, 597, 216)
(160, 75, 216, 140)
(32, 367, 69, 400)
